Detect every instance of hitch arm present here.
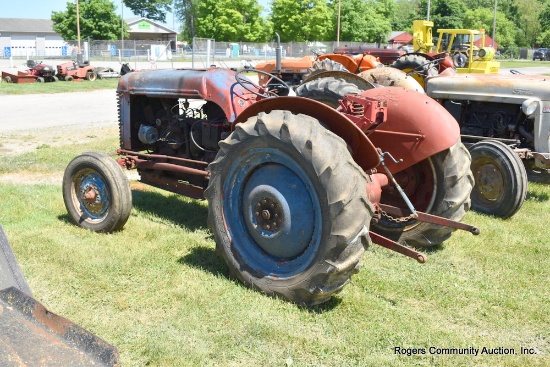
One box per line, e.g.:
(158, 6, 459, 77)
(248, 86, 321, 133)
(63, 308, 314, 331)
(379, 204, 480, 235)
(369, 231, 427, 263)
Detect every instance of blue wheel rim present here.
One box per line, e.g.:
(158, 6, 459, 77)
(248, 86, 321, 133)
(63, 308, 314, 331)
(222, 148, 322, 277)
(74, 168, 110, 221)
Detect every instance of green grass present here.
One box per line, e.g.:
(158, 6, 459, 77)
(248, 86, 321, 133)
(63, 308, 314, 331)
(499, 60, 550, 69)
(0, 78, 119, 95)
(0, 135, 548, 366)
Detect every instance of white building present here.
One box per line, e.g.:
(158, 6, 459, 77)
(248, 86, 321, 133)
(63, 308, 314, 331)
(0, 17, 177, 58)
(0, 18, 65, 57)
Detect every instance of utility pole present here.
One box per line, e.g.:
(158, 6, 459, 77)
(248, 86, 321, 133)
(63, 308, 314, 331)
(121, 0, 125, 60)
(337, 0, 341, 46)
(76, 0, 81, 62)
(492, 0, 497, 47)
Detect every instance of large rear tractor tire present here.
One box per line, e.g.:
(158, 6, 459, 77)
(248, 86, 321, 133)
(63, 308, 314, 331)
(295, 76, 362, 108)
(63, 152, 132, 233)
(205, 110, 373, 307)
(302, 59, 349, 81)
(295, 77, 473, 248)
(372, 141, 473, 248)
(469, 140, 527, 218)
(391, 54, 438, 88)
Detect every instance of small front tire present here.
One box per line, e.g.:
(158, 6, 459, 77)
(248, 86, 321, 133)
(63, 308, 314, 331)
(63, 152, 132, 232)
(469, 140, 527, 218)
(86, 71, 97, 81)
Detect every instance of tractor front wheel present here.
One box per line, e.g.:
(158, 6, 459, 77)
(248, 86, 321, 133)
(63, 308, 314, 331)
(469, 140, 527, 218)
(205, 110, 373, 306)
(63, 152, 132, 233)
(86, 71, 97, 81)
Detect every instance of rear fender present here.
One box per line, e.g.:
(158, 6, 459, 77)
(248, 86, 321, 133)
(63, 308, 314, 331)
(318, 54, 361, 73)
(361, 87, 460, 173)
(232, 97, 380, 171)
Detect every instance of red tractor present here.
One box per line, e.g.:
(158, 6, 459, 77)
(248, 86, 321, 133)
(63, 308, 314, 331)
(56, 60, 97, 81)
(26, 60, 58, 82)
(62, 67, 478, 306)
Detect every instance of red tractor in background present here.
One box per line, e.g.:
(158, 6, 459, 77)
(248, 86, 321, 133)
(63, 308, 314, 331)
(57, 60, 97, 81)
(2, 60, 58, 83)
(25, 60, 58, 82)
(253, 33, 383, 93)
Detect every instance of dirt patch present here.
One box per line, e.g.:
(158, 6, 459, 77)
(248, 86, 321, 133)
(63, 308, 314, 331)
(0, 124, 124, 185)
(0, 124, 118, 156)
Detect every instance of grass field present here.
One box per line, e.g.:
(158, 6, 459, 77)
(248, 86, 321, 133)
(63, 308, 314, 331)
(0, 78, 119, 95)
(0, 124, 548, 366)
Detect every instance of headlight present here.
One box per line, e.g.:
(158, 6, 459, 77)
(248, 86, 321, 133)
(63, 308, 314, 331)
(521, 99, 538, 117)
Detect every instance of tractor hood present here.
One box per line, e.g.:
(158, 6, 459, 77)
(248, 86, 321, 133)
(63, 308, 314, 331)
(117, 68, 258, 122)
(426, 70, 550, 103)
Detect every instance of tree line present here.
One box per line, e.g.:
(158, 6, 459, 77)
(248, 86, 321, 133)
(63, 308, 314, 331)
(51, 0, 550, 48)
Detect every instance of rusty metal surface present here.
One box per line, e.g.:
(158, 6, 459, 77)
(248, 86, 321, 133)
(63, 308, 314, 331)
(332, 46, 405, 64)
(379, 204, 480, 235)
(362, 86, 460, 174)
(0, 287, 120, 367)
(1, 71, 37, 83)
(369, 231, 427, 263)
(139, 171, 205, 199)
(116, 68, 257, 122)
(232, 96, 381, 171)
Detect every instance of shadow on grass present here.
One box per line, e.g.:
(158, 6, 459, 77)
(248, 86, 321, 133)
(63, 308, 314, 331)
(178, 245, 228, 277)
(132, 189, 209, 231)
(526, 190, 549, 203)
(179, 245, 344, 313)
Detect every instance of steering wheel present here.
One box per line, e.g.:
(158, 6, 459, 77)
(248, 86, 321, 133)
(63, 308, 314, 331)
(235, 69, 290, 98)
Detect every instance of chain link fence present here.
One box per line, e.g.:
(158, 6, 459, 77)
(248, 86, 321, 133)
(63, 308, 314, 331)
(0, 38, 537, 65)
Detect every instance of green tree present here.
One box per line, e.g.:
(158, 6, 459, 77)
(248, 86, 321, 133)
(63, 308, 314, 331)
(123, 0, 172, 23)
(431, 0, 467, 29)
(331, 0, 392, 42)
(271, 0, 333, 42)
(51, 0, 128, 41)
(174, 0, 197, 41)
(536, 30, 550, 47)
(193, 0, 270, 42)
(391, 0, 418, 31)
(536, 3, 550, 46)
(515, 0, 542, 47)
(463, 8, 516, 47)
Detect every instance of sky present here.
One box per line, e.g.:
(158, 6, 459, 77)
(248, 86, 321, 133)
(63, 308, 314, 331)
(0, 0, 178, 29)
(0, 0, 271, 30)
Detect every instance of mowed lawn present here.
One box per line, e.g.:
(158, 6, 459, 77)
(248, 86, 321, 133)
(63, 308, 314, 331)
(0, 123, 547, 367)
